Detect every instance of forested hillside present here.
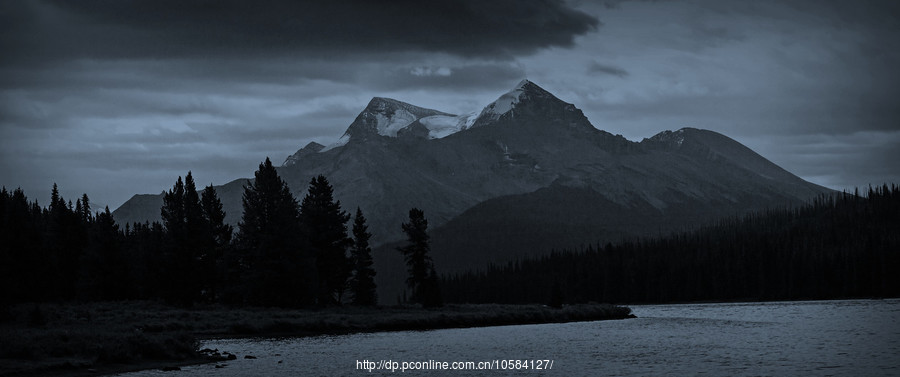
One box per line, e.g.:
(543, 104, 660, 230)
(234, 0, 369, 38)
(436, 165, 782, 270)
(442, 185, 900, 304)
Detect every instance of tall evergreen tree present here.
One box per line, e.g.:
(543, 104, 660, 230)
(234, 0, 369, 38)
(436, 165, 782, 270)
(397, 208, 441, 307)
(182, 173, 206, 301)
(236, 158, 313, 307)
(159, 172, 206, 305)
(160, 175, 187, 304)
(183, 173, 204, 241)
(74, 199, 83, 221)
(200, 184, 232, 302)
(161, 177, 185, 236)
(201, 185, 232, 247)
(349, 207, 377, 306)
(124, 221, 168, 300)
(300, 175, 352, 305)
(79, 207, 129, 300)
(80, 194, 92, 223)
(49, 183, 62, 215)
(0, 188, 42, 303)
(44, 183, 85, 300)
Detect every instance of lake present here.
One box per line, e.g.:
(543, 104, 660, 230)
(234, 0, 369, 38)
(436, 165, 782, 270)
(118, 299, 900, 376)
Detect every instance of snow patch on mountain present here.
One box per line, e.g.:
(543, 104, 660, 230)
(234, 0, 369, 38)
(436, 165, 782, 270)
(648, 128, 687, 147)
(373, 107, 418, 137)
(320, 133, 350, 152)
(418, 111, 479, 139)
(293, 80, 543, 159)
(476, 79, 530, 121)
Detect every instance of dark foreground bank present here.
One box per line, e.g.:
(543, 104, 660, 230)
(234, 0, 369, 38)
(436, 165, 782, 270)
(0, 301, 632, 376)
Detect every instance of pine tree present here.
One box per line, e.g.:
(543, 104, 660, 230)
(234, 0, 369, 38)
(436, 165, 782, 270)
(49, 183, 62, 215)
(159, 172, 207, 305)
(44, 183, 84, 300)
(74, 199, 82, 221)
(300, 175, 352, 305)
(200, 184, 232, 302)
(0, 188, 42, 304)
(397, 208, 440, 306)
(349, 208, 377, 306)
(79, 206, 128, 300)
(182, 172, 206, 301)
(201, 185, 232, 247)
(236, 158, 313, 307)
(183, 172, 204, 243)
(161, 177, 185, 237)
(160, 175, 187, 304)
(80, 194, 91, 223)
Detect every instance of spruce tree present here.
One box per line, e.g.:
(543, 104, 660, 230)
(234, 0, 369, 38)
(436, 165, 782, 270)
(0, 188, 42, 304)
(201, 185, 232, 247)
(74, 199, 82, 221)
(80, 194, 91, 223)
(182, 172, 206, 301)
(160, 175, 187, 304)
(299, 175, 352, 305)
(397, 208, 440, 306)
(236, 158, 313, 307)
(200, 184, 232, 302)
(159, 172, 206, 305)
(44, 183, 84, 300)
(350, 207, 377, 306)
(161, 177, 185, 237)
(80, 207, 128, 300)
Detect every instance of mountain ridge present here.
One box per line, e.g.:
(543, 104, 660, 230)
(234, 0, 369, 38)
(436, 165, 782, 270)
(113, 80, 831, 298)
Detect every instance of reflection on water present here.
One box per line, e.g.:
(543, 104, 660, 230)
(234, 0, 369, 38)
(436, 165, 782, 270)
(118, 299, 900, 376)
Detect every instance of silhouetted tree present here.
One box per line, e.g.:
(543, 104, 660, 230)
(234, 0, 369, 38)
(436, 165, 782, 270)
(0, 188, 42, 304)
(43, 183, 85, 300)
(200, 184, 232, 302)
(159, 172, 206, 305)
(124, 221, 168, 299)
(349, 208, 377, 306)
(80, 194, 92, 224)
(398, 208, 441, 306)
(300, 175, 351, 305)
(79, 207, 129, 300)
(235, 158, 313, 307)
(161, 177, 185, 236)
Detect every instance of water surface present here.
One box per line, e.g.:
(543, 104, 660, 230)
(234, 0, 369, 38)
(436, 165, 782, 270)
(118, 299, 900, 376)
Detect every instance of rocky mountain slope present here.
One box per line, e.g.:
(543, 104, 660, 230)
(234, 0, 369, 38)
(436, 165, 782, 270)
(114, 80, 831, 301)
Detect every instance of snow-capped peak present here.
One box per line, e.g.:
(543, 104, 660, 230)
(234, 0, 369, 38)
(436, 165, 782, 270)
(287, 79, 564, 163)
(363, 97, 425, 137)
(476, 79, 531, 121)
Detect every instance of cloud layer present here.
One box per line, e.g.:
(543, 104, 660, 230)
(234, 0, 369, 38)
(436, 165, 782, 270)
(1, 0, 898, 210)
(4, 0, 598, 63)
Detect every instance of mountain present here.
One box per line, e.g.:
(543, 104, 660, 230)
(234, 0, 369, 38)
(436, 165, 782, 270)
(113, 79, 831, 302)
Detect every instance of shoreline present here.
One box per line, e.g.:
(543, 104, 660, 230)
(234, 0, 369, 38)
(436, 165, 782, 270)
(0, 302, 632, 376)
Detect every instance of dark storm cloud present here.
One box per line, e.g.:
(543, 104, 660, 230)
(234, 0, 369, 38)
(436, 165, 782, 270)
(4, 0, 900, 209)
(3, 0, 599, 63)
(587, 61, 628, 77)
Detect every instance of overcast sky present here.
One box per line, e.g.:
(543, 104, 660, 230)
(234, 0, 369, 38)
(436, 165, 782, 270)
(2, 0, 898, 210)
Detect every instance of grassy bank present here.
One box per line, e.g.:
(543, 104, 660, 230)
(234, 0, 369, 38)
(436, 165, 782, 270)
(0, 301, 632, 376)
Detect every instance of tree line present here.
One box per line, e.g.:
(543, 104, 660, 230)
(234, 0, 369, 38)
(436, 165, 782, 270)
(0, 158, 442, 308)
(442, 184, 900, 305)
